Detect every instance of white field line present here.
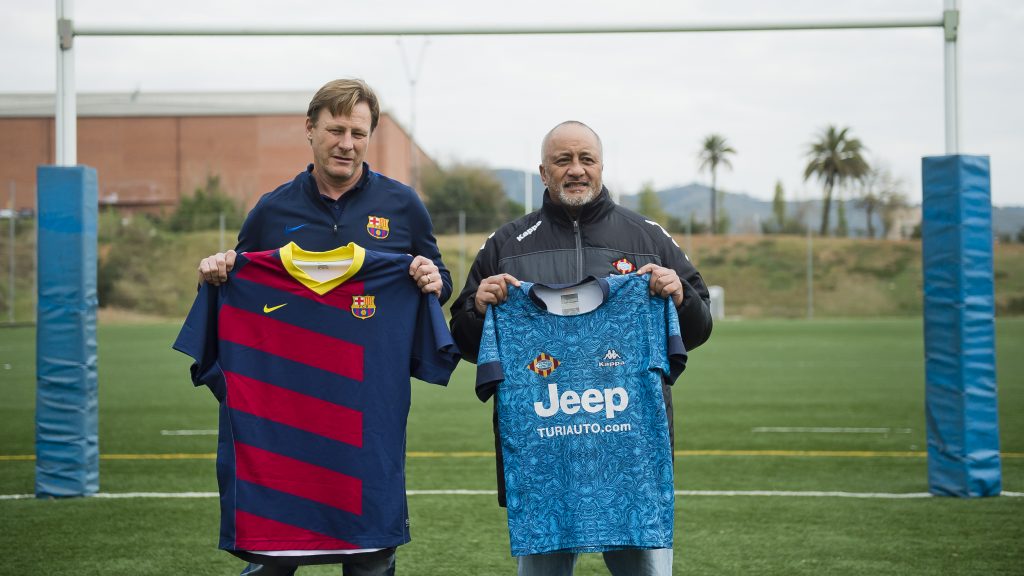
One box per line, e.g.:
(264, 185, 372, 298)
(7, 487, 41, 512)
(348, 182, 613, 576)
(4, 490, 1021, 500)
(407, 489, 497, 495)
(160, 430, 218, 436)
(751, 427, 913, 434)
(677, 490, 935, 498)
(1, 492, 218, 500)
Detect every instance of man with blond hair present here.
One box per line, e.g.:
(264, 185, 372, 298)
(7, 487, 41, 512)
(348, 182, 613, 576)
(194, 79, 450, 576)
(199, 78, 449, 301)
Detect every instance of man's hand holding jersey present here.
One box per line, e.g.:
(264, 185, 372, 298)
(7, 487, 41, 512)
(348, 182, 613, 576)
(474, 273, 522, 315)
(198, 250, 237, 286)
(637, 263, 685, 307)
(409, 255, 443, 298)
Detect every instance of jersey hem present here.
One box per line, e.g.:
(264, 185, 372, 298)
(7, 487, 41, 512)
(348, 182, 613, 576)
(512, 541, 674, 557)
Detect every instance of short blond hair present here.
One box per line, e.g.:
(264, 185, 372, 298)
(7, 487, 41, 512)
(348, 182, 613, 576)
(307, 79, 381, 133)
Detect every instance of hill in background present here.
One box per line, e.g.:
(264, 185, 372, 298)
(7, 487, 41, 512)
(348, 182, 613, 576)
(492, 168, 1024, 239)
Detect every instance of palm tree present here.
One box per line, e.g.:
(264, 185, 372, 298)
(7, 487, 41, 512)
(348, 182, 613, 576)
(697, 134, 736, 235)
(803, 125, 869, 236)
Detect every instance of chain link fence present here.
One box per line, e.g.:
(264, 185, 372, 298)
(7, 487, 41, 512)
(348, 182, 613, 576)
(4, 204, 1023, 324)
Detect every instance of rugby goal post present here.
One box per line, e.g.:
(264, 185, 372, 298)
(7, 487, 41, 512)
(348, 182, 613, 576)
(39, 0, 997, 499)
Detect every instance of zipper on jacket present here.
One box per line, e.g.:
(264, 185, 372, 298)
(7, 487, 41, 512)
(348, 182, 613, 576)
(332, 199, 342, 235)
(573, 219, 583, 283)
(319, 194, 342, 236)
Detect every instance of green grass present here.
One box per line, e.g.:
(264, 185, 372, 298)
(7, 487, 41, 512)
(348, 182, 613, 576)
(1, 319, 1022, 575)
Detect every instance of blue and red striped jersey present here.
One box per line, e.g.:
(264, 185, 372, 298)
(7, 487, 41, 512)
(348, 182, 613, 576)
(173, 242, 459, 554)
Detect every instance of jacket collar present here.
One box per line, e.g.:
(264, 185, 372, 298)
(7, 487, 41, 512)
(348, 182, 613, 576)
(303, 162, 372, 202)
(540, 186, 616, 226)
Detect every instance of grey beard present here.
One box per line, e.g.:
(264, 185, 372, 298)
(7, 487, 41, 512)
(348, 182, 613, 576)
(555, 184, 599, 207)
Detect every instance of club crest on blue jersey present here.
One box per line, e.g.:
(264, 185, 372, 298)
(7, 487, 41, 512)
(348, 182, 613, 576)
(612, 258, 635, 274)
(527, 353, 560, 377)
(351, 295, 376, 319)
(366, 216, 390, 239)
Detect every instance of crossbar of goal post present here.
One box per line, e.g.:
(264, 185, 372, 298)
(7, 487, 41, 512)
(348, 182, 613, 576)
(45, 0, 998, 498)
(57, 13, 957, 164)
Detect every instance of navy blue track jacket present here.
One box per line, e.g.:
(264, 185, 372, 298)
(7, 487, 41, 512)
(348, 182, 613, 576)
(236, 163, 452, 304)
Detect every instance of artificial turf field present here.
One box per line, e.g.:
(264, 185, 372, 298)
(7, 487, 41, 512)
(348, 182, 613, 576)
(1, 318, 1021, 575)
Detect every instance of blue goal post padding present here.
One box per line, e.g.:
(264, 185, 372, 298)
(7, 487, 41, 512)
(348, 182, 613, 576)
(921, 155, 1001, 497)
(35, 165, 99, 498)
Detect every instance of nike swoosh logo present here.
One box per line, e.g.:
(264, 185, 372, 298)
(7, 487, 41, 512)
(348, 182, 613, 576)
(263, 303, 287, 313)
(284, 224, 308, 234)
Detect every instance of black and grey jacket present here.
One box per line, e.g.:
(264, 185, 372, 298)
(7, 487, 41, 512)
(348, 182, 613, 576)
(449, 187, 713, 506)
(450, 187, 712, 361)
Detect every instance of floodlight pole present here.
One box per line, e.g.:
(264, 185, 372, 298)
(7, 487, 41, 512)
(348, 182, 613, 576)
(7, 182, 14, 324)
(56, 0, 76, 166)
(398, 37, 429, 192)
(943, 0, 961, 154)
(524, 169, 533, 215)
(806, 212, 814, 320)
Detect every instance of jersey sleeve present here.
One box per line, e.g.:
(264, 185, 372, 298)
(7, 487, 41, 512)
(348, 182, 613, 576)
(474, 305, 506, 402)
(172, 282, 227, 401)
(647, 289, 687, 385)
(410, 293, 461, 386)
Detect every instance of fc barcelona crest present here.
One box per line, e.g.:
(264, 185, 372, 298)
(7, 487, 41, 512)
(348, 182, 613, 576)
(366, 216, 390, 239)
(527, 353, 560, 377)
(351, 295, 376, 319)
(612, 258, 635, 274)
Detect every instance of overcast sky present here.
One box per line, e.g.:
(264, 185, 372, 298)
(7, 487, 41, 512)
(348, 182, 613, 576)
(3, 0, 1022, 206)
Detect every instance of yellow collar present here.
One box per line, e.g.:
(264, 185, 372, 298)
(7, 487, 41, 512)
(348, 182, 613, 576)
(279, 241, 365, 295)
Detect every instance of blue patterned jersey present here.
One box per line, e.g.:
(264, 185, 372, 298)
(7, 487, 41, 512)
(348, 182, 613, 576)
(476, 274, 686, 556)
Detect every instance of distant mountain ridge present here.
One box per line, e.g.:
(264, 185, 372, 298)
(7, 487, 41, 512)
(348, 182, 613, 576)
(492, 168, 1024, 238)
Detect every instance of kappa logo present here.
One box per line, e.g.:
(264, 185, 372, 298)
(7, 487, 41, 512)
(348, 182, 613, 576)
(263, 303, 287, 314)
(516, 220, 543, 242)
(351, 295, 376, 319)
(527, 353, 560, 377)
(366, 216, 390, 239)
(599, 349, 626, 368)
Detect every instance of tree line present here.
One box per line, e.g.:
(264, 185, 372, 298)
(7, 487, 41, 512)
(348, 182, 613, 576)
(696, 125, 911, 238)
(420, 124, 913, 239)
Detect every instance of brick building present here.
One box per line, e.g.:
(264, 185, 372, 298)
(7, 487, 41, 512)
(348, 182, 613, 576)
(0, 92, 434, 213)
